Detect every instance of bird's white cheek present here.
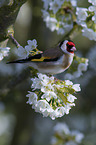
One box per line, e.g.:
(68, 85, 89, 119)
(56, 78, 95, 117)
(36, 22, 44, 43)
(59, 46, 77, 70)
(61, 40, 68, 52)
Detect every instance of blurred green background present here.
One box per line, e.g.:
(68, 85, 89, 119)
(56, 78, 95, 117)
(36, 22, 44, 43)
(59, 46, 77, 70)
(0, 0, 96, 145)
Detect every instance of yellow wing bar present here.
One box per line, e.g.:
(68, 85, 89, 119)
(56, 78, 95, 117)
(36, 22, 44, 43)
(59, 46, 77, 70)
(31, 57, 50, 62)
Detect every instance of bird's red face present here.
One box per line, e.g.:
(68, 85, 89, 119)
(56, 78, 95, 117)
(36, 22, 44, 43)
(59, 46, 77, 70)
(66, 41, 76, 53)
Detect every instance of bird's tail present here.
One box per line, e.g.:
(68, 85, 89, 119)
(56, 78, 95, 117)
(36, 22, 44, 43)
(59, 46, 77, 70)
(7, 58, 28, 64)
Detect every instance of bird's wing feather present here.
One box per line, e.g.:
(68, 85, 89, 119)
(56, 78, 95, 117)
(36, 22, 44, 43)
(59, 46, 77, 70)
(30, 46, 63, 62)
(43, 46, 63, 58)
(29, 53, 52, 62)
(7, 54, 44, 63)
(7, 46, 64, 63)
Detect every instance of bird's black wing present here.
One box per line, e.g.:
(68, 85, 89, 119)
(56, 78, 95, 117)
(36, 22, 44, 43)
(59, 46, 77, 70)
(7, 53, 60, 64)
(7, 53, 42, 64)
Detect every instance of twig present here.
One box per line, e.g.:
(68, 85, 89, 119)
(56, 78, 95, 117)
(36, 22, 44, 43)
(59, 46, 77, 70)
(9, 34, 21, 48)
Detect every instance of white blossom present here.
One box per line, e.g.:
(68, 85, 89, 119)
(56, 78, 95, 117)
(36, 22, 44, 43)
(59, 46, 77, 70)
(26, 92, 38, 105)
(42, 0, 96, 39)
(57, 21, 73, 35)
(80, 22, 87, 28)
(49, 0, 64, 14)
(41, 10, 50, 21)
(57, 27, 65, 35)
(42, 0, 52, 10)
(49, 107, 64, 120)
(36, 100, 52, 112)
(51, 137, 57, 144)
(0, 47, 10, 61)
(65, 141, 77, 145)
(88, 5, 96, 12)
(38, 73, 54, 85)
(73, 70, 82, 78)
(88, 0, 96, 6)
(64, 103, 75, 114)
(70, 0, 77, 7)
(46, 17, 58, 31)
(82, 27, 96, 41)
(42, 0, 75, 34)
(27, 39, 37, 48)
(65, 80, 73, 86)
(71, 130, 84, 143)
(92, 13, 96, 23)
(64, 57, 89, 80)
(31, 77, 41, 90)
(54, 122, 70, 135)
(88, 4, 96, 24)
(41, 91, 57, 102)
(17, 46, 28, 57)
(76, 3, 96, 41)
(76, 7, 88, 22)
(27, 73, 80, 120)
(78, 62, 88, 72)
(64, 67, 87, 80)
(64, 73, 74, 80)
(41, 83, 54, 93)
(72, 60, 89, 78)
(25, 39, 37, 52)
(67, 94, 77, 103)
(51, 122, 84, 145)
(17, 39, 37, 57)
(72, 84, 81, 92)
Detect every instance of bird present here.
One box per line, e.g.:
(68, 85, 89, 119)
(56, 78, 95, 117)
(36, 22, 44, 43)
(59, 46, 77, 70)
(7, 40, 76, 74)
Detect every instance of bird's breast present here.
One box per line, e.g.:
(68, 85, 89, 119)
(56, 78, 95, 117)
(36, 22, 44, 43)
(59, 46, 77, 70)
(26, 54, 73, 74)
(62, 54, 73, 69)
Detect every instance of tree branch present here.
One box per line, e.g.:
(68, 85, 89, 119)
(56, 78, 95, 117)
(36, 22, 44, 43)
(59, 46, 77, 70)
(0, 0, 27, 42)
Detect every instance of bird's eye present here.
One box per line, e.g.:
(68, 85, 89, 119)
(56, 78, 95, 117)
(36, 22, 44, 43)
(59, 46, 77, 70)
(66, 41, 76, 53)
(67, 43, 72, 49)
(67, 43, 70, 47)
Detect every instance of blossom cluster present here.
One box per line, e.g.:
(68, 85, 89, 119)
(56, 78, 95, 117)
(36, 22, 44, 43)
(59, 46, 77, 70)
(76, 0, 96, 41)
(26, 73, 81, 120)
(0, 39, 40, 75)
(42, 0, 77, 34)
(42, 0, 96, 40)
(2, 38, 88, 119)
(51, 122, 84, 145)
(64, 55, 89, 80)
(0, 47, 10, 61)
(17, 39, 40, 58)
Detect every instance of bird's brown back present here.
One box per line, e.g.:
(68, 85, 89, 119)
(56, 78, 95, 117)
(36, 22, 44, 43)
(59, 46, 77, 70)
(43, 46, 64, 59)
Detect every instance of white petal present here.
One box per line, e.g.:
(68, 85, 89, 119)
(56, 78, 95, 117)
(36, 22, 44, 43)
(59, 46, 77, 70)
(72, 84, 81, 92)
(65, 80, 73, 86)
(67, 94, 77, 103)
(0, 47, 10, 61)
(26, 92, 38, 105)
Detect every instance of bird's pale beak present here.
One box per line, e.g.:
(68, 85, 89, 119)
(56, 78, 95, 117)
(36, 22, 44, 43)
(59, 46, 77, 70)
(72, 47, 76, 51)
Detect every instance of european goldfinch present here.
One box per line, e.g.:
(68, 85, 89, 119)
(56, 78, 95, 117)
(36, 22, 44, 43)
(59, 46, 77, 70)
(7, 40, 76, 74)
